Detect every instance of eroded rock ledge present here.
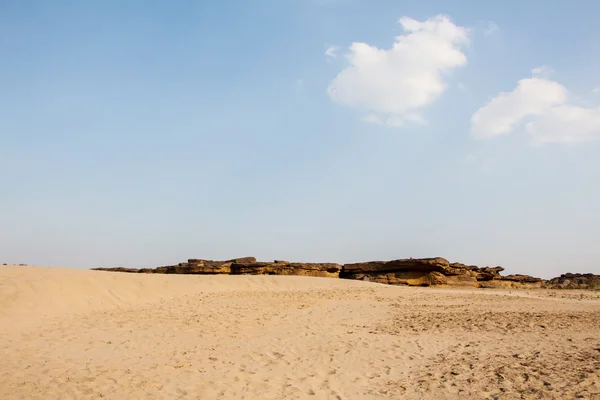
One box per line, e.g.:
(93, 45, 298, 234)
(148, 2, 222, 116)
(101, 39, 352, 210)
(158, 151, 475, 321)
(546, 273, 600, 289)
(339, 258, 545, 288)
(88, 256, 590, 288)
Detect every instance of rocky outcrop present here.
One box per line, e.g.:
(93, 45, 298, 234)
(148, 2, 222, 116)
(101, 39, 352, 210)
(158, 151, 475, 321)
(92, 256, 595, 290)
(92, 257, 544, 288)
(475, 267, 505, 281)
(231, 261, 341, 278)
(477, 274, 545, 289)
(92, 257, 341, 278)
(502, 274, 544, 284)
(340, 258, 480, 286)
(546, 273, 600, 289)
(339, 258, 547, 288)
(93, 257, 256, 275)
(157, 257, 256, 274)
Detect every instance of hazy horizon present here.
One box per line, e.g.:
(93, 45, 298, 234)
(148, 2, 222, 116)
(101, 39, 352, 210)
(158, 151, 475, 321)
(2, 0, 599, 280)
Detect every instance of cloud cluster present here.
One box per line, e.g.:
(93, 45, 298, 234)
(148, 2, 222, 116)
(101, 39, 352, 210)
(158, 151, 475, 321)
(326, 15, 599, 146)
(327, 15, 470, 127)
(471, 69, 600, 145)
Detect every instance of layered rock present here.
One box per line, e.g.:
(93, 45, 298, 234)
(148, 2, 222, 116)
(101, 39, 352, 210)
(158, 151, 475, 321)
(157, 257, 256, 274)
(231, 261, 341, 278)
(92, 257, 341, 278)
(93, 257, 256, 275)
(340, 258, 479, 286)
(338, 258, 546, 288)
(476, 267, 505, 281)
(93, 256, 593, 290)
(502, 274, 544, 284)
(546, 273, 600, 289)
(477, 274, 545, 289)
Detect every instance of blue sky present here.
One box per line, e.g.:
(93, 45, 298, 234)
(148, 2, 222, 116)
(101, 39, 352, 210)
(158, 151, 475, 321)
(1, 0, 599, 278)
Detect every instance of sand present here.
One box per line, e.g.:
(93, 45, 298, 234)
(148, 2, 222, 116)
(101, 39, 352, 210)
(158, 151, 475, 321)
(1, 266, 599, 399)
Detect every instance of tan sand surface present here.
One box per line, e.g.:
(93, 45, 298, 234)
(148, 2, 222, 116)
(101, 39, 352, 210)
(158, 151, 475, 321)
(1, 265, 599, 399)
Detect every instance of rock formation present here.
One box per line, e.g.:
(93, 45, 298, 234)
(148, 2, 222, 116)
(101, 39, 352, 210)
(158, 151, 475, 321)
(91, 256, 594, 290)
(156, 257, 256, 274)
(476, 274, 545, 289)
(337, 258, 543, 287)
(92, 257, 256, 275)
(230, 261, 341, 278)
(546, 273, 600, 289)
(93, 258, 341, 278)
(340, 258, 478, 286)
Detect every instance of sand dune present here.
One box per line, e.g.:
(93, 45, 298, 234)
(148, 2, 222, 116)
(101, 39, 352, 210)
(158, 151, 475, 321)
(0, 266, 368, 328)
(1, 266, 599, 399)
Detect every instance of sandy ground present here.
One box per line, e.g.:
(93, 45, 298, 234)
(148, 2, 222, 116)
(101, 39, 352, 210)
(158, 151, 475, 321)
(1, 266, 599, 399)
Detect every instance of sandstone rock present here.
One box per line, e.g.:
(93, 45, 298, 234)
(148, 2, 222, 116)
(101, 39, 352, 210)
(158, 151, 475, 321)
(339, 258, 539, 287)
(88, 256, 592, 290)
(478, 280, 543, 289)
(288, 263, 341, 277)
(159, 257, 256, 274)
(475, 267, 505, 281)
(342, 257, 449, 274)
(344, 270, 449, 286)
(501, 274, 544, 283)
(546, 273, 600, 289)
(230, 262, 341, 278)
(483, 274, 544, 288)
(340, 258, 481, 287)
(229, 262, 275, 274)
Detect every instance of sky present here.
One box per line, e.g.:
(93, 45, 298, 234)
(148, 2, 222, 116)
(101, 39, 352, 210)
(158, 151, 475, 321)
(1, 0, 599, 278)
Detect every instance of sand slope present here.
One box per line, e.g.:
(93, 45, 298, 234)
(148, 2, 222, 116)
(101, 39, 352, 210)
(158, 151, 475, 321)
(1, 266, 599, 399)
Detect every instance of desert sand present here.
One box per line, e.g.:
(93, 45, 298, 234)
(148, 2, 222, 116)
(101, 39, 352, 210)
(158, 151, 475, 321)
(1, 265, 599, 399)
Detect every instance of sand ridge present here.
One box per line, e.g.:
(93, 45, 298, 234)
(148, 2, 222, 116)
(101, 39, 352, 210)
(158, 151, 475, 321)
(1, 265, 599, 399)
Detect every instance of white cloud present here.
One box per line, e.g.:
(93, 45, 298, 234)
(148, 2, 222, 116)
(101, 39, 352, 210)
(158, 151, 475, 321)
(483, 21, 499, 36)
(327, 15, 470, 127)
(531, 65, 554, 78)
(471, 69, 600, 145)
(471, 76, 567, 138)
(593, 87, 600, 94)
(325, 45, 339, 61)
(526, 105, 600, 146)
